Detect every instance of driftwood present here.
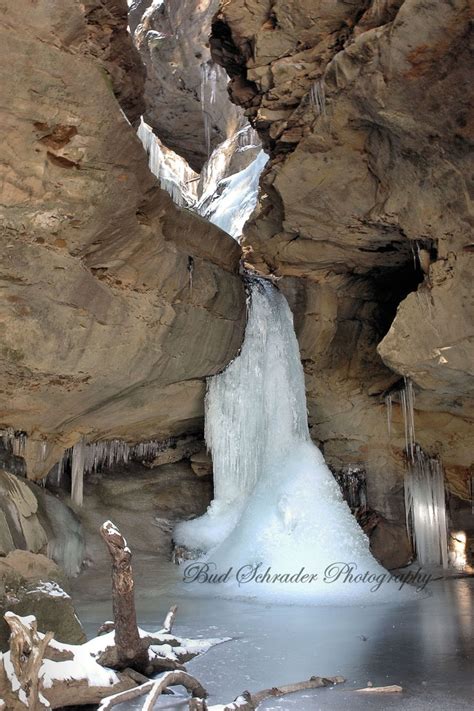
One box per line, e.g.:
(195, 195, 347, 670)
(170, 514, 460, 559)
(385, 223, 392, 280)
(0, 522, 226, 709)
(98, 670, 207, 710)
(210, 675, 346, 711)
(355, 684, 403, 693)
(99, 673, 345, 710)
(162, 604, 178, 634)
(98, 521, 149, 672)
(4, 612, 53, 711)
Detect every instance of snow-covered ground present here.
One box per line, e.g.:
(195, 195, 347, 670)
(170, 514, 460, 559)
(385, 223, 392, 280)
(73, 564, 474, 710)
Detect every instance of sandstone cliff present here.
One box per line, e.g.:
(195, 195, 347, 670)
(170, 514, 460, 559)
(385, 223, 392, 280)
(130, 0, 244, 170)
(0, 0, 246, 479)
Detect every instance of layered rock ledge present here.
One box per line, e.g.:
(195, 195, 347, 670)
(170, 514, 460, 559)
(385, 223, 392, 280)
(0, 0, 246, 478)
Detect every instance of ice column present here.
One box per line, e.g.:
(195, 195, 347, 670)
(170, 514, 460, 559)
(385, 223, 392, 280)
(405, 445, 448, 568)
(71, 440, 85, 507)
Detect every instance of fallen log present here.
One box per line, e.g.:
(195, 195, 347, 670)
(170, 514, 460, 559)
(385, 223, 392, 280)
(355, 684, 403, 693)
(99, 673, 345, 710)
(97, 670, 207, 710)
(210, 675, 346, 710)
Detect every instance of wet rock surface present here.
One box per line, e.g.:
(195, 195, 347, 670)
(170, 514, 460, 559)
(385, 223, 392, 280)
(71, 460, 212, 601)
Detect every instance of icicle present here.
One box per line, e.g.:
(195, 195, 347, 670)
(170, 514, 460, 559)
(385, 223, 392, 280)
(237, 123, 260, 148)
(200, 62, 219, 157)
(385, 393, 393, 438)
(56, 456, 64, 487)
(309, 79, 326, 116)
(71, 439, 85, 507)
(405, 445, 448, 568)
(137, 118, 198, 207)
(400, 376, 416, 462)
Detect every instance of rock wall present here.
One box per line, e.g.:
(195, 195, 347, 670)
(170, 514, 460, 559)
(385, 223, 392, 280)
(0, 0, 246, 478)
(210, 0, 473, 533)
(130, 0, 244, 170)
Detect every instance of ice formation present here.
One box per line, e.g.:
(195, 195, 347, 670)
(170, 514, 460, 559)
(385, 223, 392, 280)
(137, 118, 198, 207)
(43, 492, 84, 577)
(200, 62, 219, 157)
(333, 466, 367, 510)
(197, 149, 268, 239)
(64, 437, 172, 506)
(175, 279, 416, 603)
(400, 376, 416, 462)
(405, 445, 448, 568)
(310, 79, 327, 116)
(385, 392, 393, 437)
(1, 427, 27, 457)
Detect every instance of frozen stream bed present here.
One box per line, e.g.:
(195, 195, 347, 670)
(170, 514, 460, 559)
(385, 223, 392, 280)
(72, 558, 473, 710)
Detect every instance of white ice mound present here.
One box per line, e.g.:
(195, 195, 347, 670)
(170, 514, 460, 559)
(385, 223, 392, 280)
(174, 279, 420, 604)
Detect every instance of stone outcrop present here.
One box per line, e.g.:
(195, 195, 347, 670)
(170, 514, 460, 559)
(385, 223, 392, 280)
(210, 0, 473, 542)
(0, 471, 48, 556)
(0, 470, 85, 576)
(0, 0, 246, 479)
(130, 0, 244, 170)
(0, 551, 85, 650)
(71, 460, 212, 600)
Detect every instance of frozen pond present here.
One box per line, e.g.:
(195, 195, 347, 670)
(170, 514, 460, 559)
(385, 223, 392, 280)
(73, 560, 473, 710)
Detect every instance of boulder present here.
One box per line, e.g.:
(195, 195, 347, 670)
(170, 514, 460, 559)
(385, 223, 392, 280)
(370, 519, 413, 570)
(0, 551, 86, 651)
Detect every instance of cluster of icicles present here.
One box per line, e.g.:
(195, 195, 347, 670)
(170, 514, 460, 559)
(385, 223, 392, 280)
(1, 429, 171, 507)
(1, 427, 27, 456)
(137, 118, 198, 208)
(66, 438, 171, 507)
(385, 378, 448, 568)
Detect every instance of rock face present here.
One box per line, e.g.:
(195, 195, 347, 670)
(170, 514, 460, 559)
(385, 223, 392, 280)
(0, 470, 84, 576)
(211, 0, 473, 540)
(0, 0, 246, 478)
(130, 0, 243, 170)
(71, 460, 212, 600)
(0, 551, 85, 650)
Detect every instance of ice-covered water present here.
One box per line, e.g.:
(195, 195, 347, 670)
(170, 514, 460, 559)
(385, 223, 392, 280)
(73, 570, 474, 711)
(174, 280, 418, 604)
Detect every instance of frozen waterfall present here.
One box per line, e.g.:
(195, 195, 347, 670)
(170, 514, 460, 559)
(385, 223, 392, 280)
(137, 118, 198, 207)
(174, 280, 418, 604)
(197, 149, 268, 239)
